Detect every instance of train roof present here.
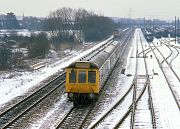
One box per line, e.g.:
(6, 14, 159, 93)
(67, 41, 119, 69)
(90, 51, 109, 68)
(66, 61, 99, 69)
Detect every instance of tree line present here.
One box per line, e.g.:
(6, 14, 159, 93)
(0, 43, 12, 69)
(0, 32, 49, 69)
(44, 7, 114, 42)
(0, 7, 115, 69)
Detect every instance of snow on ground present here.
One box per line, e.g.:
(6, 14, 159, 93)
(0, 36, 113, 107)
(34, 30, 180, 129)
(153, 37, 180, 106)
(148, 58, 180, 129)
(29, 94, 74, 129)
(159, 37, 180, 77)
(140, 31, 180, 129)
(88, 29, 137, 129)
(134, 29, 152, 129)
(1, 28, 180, 128)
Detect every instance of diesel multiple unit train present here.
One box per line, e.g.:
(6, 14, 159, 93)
(65, 44, 122, 101)
(113, 29, 120, 38)
(65, 30, 122, 101)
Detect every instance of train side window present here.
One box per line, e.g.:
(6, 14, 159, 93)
(78, 70, 86, 83)
(88, 71, 96, 83)
(69, 70, 77, 83)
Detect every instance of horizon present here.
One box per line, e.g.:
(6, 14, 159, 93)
(0, 12, 172, 23)
(0, 0, 180, 21)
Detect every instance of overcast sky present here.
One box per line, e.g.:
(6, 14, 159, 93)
(0, 0, 180, 20)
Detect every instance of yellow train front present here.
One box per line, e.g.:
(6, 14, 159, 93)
(65, 40, 121, 102)
(66, 61, 100, 101)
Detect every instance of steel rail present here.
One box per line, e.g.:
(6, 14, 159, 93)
(88, 29, 137, 129)
(139, 31, 156, 129)
(114, 76, 149, 129)
(0, 71, 65, 128)
(147, 41, 180, 109)
(56, 29, 135, 129)
(1, 77, 66, 128)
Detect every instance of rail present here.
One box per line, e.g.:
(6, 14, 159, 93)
(0, 72, 66, 129)
(147, 41, 180, 109)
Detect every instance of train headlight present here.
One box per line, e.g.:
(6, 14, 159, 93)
(68, 93, 74, 100)
(88, 93, 95, 99)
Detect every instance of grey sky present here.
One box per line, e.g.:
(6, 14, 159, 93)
(0, 0, 180, 20)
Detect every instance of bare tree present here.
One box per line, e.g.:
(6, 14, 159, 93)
(45, 7, 114, 43)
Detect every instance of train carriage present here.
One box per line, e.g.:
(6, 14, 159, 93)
(113, 29, 120, 38)
(65, 41, 121, 101)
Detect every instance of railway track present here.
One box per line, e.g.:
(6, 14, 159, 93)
(0, 72, 66, 129)
(88, 77, 135, 129)
(161, 40, 180, 68)
(77, 29, 155, 129)
(115, 76, 150, 129)
(160, 39, 180, 67)
(127, 30, 156, 129)
(165, 44, 179, 66)
(131, 33, 156, 129)
(55, 103, 94, 129)
(80, 29, 130, 61)
(153, 39, 180, 82)
(54, 29, 135, 129)
(148, 40, 180, 109)
(81, 39, 115, 61)
(0, 38, 116, 128)
(0, 29, 161, 129)
(163, 38, 180, 49)
(0, 29, 131, 128)
(114, 30, 156, 129)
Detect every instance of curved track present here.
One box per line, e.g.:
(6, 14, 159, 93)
(153, 41, 180, 82)
(148, 40, 180, 109)
(160, 39, 179, 67)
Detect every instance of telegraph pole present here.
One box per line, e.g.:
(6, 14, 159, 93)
(130, 8, 132, 27)
(178, 17, 179, 43)
(175, 16, 176, 44)
(153, 20, 155, 35)
(178, 18, 180, 33)
(144, 17, 146, 28)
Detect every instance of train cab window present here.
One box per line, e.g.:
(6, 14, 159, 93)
(78, 70, 86, 83)
(69, 70, 77, 83)
(88, 71, 96, 83)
